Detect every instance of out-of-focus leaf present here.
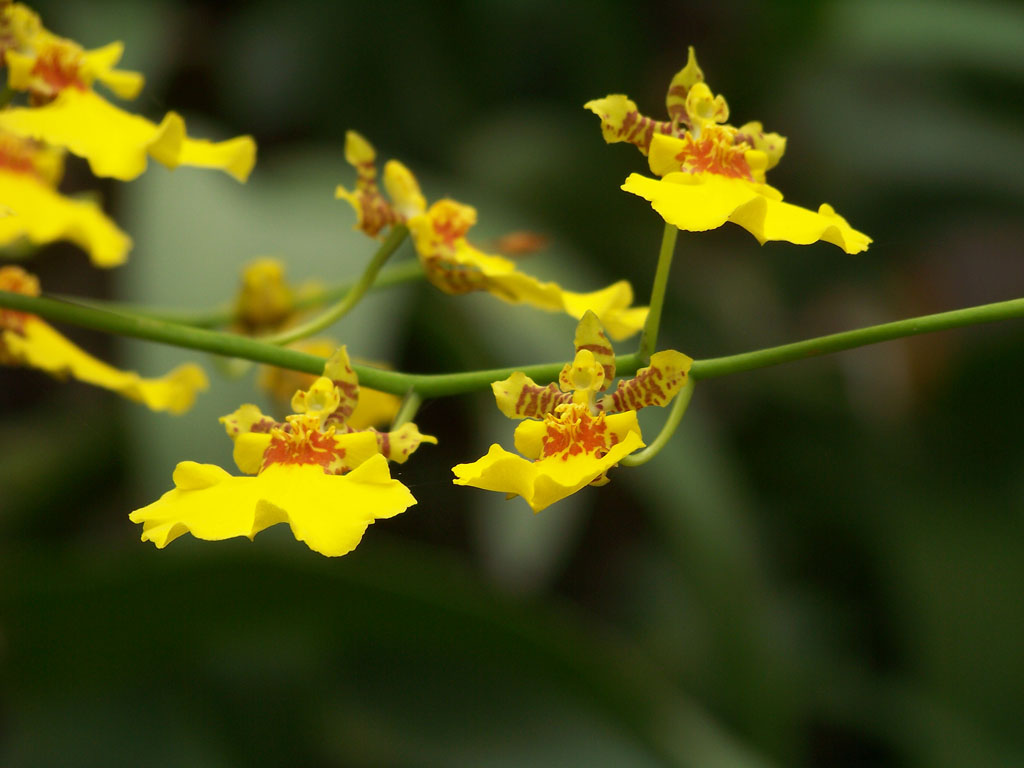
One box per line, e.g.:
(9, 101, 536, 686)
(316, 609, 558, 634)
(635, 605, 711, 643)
(828, 0, 1024, 75)
(0, 541, 772, 768)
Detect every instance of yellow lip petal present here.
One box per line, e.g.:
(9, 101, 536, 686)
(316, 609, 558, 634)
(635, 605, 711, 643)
(2, 318, 207, 413)
(0, 90, 255, 182)
(623, 172, 871, 254)
(452, 430, 644, 513)
(129, 457, 416, 557)
(0, 169, 131, 266)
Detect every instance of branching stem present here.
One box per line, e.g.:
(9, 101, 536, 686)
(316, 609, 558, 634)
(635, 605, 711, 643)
(261, 225, 409, 345)
(1, 289, 1021, 398)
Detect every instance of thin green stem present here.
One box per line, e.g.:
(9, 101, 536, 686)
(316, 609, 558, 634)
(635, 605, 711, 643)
(619, 376, 696, 467)
(638, 223, 678, 362)
(0, 85, 14, 108)
(0, 288, 642, 396)
(391, 390, 422, 428)
(2, 289, 1022, 398)
(261, 225, 409, 345)
(54, 258, 426, 328)
(689, 297, 1024, 380)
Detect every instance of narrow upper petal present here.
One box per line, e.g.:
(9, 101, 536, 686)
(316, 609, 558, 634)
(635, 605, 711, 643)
(372, 422, 438, 464)
(334, 130, 401, 237)
(491, 371, 570, 420)
(82, 41, 144, 99)
(599, 349, 692, 412)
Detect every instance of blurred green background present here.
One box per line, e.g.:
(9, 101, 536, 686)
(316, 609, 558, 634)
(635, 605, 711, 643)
(2, 1, 1023, 766)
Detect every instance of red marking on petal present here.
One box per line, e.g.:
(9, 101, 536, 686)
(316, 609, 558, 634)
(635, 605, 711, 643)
(539, 405, 613, 460)
(262, 421, 346, 474)
(0, 266, 41, 333)
(673, 127, 752, 180)
(0, 133, 50, 182)
(31, 45, 86, 93)
(377, 430, 391, 458)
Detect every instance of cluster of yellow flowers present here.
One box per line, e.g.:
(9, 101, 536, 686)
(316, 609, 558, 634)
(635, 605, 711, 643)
(0, 6, 870, 558)
(0, 0, 257, 410)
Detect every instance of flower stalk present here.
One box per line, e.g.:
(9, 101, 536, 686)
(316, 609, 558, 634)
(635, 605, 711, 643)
(688, 297, 1024, 379)
(391, 389, 423, 429)
(619, 376, 695, 467)
(2, 288, 1021, 398)
(261, 225, 409, 345)
(55, 258, 426, 329)
(638, 223, 678, 361)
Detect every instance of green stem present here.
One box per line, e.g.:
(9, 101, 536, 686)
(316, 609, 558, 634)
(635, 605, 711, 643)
(689, 296, 1024, 379)
(56, 258, 426, 328)
(637, 223, 678, 362)
(391, 390, 422, 428)
(2, 289, 1022, 397)
(261, 225, 409, 345)
(0, 287, 642, 396)
(619, 376, 695, 467)
(0, 85, 14, 108)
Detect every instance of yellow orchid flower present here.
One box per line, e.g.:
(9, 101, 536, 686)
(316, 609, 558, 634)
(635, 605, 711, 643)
(452, 311, 692, 512)
(0, 0, 41, 58)
(335, 130, 648, 340)
(231, 257, 296, 335)
(0, 130, 131, 265)
(585, 47, 870, 254)
(0, 266, 207, 412)
(130, 346, 436, 557)
(258, 337, 402, 431)
(0, 3, 255, 182)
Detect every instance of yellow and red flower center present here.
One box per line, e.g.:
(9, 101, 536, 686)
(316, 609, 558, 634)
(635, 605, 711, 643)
(540, 404, 618, 461)
(31, 43, 86, 94)
(0, 266, 40, 333)
(262, 416, 347, 475)
(674, 125, 753, 180)
(355, 182, 401, 238)
(0, 133, 44, 179)
(431, 214, 470, 247)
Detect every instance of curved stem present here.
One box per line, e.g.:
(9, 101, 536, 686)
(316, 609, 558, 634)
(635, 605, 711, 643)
(620, 376, 695, 467)
(56, 259, 426, 328)
(637, 224, 678, 362)
(0, 287, 642, 396)
(261, 225, 409, 345)
(391, 389, 422, 429)
(689, 297, 1024, 379)
(1, 289, 1021, 398)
